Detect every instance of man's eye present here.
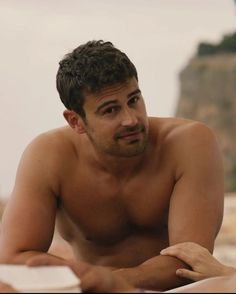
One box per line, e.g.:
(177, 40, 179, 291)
(128, 96, 139, 106)
(103, 107, 118, 115)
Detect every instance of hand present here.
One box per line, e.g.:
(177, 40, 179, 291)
(26, 254, 135, 293)
(79, 265, 136, 293)
(26, 253, 69, 267)
(160, 242, 236, 281)
(26, 254, 93, 282)
(0, 281, 18, 293)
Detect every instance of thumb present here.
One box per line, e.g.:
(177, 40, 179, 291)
(26, 254, 67, 267)
(176, 268, 203, 282)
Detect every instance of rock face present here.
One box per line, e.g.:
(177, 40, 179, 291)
(175, 54, 236, 192)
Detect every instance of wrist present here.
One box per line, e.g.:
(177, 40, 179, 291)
(113, 266, 142, 287)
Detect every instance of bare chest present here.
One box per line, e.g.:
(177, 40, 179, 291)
(57, 170, 174, 245)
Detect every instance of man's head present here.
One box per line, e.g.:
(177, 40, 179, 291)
(57, 40, 148, 158)
(56, 40, 138, 119)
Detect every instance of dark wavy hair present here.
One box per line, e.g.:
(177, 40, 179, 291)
(56, 40, 138, 119)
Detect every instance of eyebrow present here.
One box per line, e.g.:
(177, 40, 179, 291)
(95, 88, 141, 113)
(95, 100, 117, 113)
(127, 89, 141, 98)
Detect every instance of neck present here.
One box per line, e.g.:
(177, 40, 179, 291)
(99, 153, 145, 176)
(87, 142, 149, 178)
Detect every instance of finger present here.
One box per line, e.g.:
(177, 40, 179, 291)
(160, 247, 179, 255)
(26, 254, 67, 267)
(176, 268, 203, 282)
(161, 242, 207, 256)
(160, 243, 188, 255)
(160, 247, 193, 264)
(0, 281, 18, 293)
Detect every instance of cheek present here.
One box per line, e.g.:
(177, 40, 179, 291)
(86, 116, 119, 139)
(90, 124, 112, 140)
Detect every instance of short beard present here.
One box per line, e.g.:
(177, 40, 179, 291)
(95, 130, 148, 158)
(85, 123, 148, 158)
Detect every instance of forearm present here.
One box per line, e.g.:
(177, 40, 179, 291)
(113, 255, 191, 291)
(0, 250, 61, 265)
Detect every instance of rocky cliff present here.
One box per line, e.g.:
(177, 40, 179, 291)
(175, 53, 236, 192)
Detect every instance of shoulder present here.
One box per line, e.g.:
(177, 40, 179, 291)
(19, 126, 77, 171)
(148, 116, 217, 146)
(14, 126, 78, 194)
(148, 117, 222, 174)
(25, 126, 75, 152)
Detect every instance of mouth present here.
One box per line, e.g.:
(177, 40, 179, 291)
(118, 131, 142, 140)
(116, 127, 144, 141)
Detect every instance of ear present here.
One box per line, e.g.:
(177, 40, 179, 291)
(63, 110, 85, 134)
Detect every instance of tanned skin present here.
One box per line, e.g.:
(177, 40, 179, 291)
(0, 78, 224, 291)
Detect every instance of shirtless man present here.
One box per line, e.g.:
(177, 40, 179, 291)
(0, 40, 224, 291)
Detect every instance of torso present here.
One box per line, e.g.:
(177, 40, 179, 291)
(48, 117, 192, 267)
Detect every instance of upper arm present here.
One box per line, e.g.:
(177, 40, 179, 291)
(0, 135, 59, 262)
(168, 123, 224, 252)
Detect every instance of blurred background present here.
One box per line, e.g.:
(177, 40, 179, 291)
(0, 0, 236, 267)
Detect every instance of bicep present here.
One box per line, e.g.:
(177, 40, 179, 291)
(168, 124, 224, 252)
(0, 142, 58, 259)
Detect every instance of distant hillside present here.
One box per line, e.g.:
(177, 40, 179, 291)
(197, 31, 236, 56)
(175, 34, 236, 192)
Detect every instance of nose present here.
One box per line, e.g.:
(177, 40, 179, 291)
(120, 107, 138, 127)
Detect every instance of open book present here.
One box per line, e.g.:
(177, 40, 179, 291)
(0, 265, 81, 293)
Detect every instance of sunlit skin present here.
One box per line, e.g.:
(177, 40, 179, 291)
(160, 242, 236, 281)
(0, 77, 224, 291)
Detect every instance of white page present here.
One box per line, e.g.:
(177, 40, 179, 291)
(0, 265, 81, 292)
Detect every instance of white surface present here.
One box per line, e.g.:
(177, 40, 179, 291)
(0, 265, 81, 293)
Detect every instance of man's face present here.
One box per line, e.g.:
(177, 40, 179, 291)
(81, 77, 149, 158)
